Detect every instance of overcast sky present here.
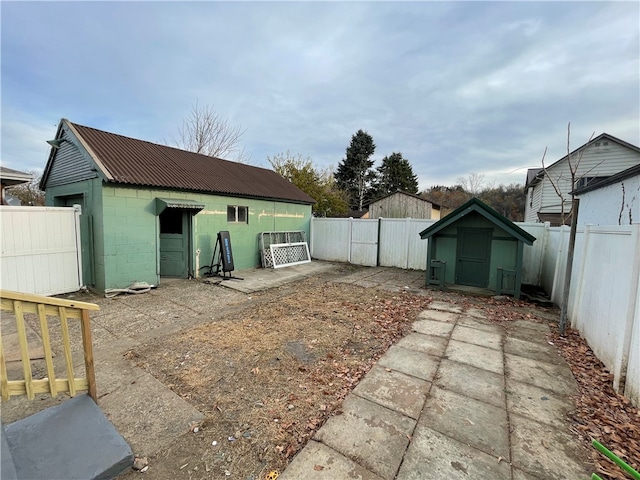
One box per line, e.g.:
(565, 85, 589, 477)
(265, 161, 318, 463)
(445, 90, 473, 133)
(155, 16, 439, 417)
(2, 1, 638, 191)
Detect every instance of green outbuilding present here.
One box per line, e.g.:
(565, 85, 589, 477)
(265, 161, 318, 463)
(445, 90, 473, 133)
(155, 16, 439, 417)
(419, 198, 535, 298)
(40, 119, 315, 293)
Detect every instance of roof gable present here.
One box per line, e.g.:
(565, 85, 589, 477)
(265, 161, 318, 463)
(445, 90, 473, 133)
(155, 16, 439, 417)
(419, 197, 535, 244)
(528, 133, 640, 188)
(41, 119, 315, 204)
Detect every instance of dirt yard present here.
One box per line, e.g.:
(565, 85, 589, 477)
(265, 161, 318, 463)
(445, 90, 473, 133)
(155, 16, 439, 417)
(120, 280, 434, 480)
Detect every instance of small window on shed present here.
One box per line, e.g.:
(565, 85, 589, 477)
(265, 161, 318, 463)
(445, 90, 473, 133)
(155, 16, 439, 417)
(227, 205, 248, 223)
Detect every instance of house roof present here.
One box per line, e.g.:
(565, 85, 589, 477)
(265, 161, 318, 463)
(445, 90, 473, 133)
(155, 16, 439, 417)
(366, 189, 441, 208)
(419, 197, 536, 244)
(526, 133, 640, 188)
(572, 163, 640, 196)
(41, 119, 315, 205)
(0, 166, 32, 187)
(525, 168, 543, 189)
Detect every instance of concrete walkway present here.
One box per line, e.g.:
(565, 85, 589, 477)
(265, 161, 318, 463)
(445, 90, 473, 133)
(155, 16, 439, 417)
(279, 300, 592, 480)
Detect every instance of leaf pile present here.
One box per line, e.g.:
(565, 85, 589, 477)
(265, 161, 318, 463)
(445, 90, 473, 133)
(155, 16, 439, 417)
(551, 327, 640, 480)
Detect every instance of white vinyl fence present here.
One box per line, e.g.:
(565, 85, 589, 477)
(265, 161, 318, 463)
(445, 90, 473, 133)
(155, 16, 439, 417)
(0, 206, 83, 296)
(311, 217, 640, 406)
(310, 218, 435, 269)
(523, 223, 640, 405)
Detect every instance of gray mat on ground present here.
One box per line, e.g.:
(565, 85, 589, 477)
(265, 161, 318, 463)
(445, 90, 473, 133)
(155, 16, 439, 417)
(3, 394, 133, 480)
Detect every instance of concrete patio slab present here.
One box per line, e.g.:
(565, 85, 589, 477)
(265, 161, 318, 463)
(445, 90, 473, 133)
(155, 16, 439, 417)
(513, 467, 547, 480)
(396, 424, 511, 480)
(506, 378, 575, 429)
(505, 353, 577, 396)
(314, 395, 415, 480)
(434, 359, 505, 408)
(465, 308, 487, 319)
(278, 440, 384, 480)
(458, 316, 504, 334)
(420, 387, 510, 459)
(445, 339, 504, 374)
(98, 372, 205, 456)
(411, 319, 454, 338)
(352, 365, 430, 419)
(377, 345, 440, 381)
(417, 310, 459, 323)
(512, 319, 551, 332)
(451, 325, 503, 350)
(504, 336, 564, 364)
(510, 413, 591, 479)
(426, 301, 463, 313)
(395, 332, 448, 357)
(93, 353, 148, 398)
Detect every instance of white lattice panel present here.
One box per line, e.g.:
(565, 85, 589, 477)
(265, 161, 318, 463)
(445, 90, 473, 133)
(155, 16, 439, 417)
(269, 242, 311, 269)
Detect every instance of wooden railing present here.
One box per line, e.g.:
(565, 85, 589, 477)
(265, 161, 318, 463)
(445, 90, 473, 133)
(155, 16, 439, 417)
(0, 290, 99, 402)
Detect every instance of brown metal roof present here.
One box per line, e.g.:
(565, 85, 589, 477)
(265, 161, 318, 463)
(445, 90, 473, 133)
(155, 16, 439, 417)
(66, 121, 315, 204)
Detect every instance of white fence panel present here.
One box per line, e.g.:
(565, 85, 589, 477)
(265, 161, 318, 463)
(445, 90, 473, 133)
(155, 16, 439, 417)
(570, 224, 640, 405)
(626, 285, 640, 405)
(0, 206, 82, 296)
(517, 222, 547, 286)
(378, 219, 434, 269)
(310, 218, 350, 262)
(350, 220, 379, 267)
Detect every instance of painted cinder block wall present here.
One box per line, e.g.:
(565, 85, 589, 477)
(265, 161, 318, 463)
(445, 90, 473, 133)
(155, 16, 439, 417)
(47, 183, 311, 292)
(433, 211, 518, 289)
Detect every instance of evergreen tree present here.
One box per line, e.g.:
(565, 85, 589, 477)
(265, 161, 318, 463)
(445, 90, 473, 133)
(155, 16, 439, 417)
(334, 130, 376, 210)
(371, 152, 419, 199)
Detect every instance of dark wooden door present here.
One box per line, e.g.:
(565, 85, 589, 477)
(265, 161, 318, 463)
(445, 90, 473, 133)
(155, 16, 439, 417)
(456, 228, 492, 287)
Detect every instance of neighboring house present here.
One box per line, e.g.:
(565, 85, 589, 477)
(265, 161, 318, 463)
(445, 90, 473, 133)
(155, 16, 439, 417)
(366, 190, 442, 220)
(40, 119, 315, 293)
(524, 133, 640, 225)
(419, 198, 535, 298)
(0, 166, 32, 205)
(573, 164, 640, 226)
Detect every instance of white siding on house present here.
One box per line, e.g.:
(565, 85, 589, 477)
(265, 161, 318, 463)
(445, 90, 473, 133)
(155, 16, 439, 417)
(530, 139, 640, 221)
(577, 174, 640, 225)
(524, 186, 542, 222)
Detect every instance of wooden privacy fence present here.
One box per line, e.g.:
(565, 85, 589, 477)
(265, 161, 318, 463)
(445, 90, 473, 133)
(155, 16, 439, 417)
(0, 290, 99, 402)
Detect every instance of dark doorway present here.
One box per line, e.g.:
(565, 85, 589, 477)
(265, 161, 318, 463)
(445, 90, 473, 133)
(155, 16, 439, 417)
(456, 228, 492, 287)
(159, 209, 189, 277)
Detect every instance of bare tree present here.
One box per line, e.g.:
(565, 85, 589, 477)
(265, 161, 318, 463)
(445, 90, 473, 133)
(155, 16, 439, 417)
(541, 124, 596, 225)
(540, 123, 596, 334)
(457, 172, 491, 197)
(172, 101, 250, 163)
